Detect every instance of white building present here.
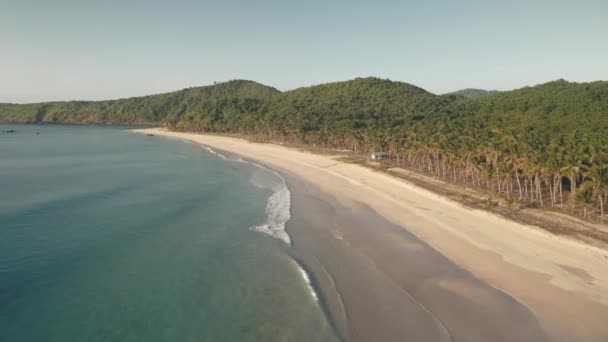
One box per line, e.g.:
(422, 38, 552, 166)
(370, 151, 389, 160)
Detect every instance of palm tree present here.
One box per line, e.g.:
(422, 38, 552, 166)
(584, 163, 608, 222)
(561, 135, 586, 201)
(561, 162, 583, 202)
(576, 186, 596, 219)
(503, 154, 522, 199)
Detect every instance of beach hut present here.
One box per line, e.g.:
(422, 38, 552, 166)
(370, 151, 389, 160)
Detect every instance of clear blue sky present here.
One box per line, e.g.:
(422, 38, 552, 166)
(1, 0, 607, 103)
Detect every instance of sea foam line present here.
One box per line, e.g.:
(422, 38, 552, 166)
(243, 160, 292, 245)
(201, 144, 320, 303)
(202, 145, 227, 160)
(201, 144, 292, 245)
(293, 259, 319, 302)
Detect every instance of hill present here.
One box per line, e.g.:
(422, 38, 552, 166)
(0, 80, 279, 124)
(445, 88, 497, 98)
(2, 77, 608, 220)
(244, 77, 455, 143)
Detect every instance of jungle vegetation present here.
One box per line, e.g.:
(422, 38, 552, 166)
(2, 77, 607, 221)
(445, 88, 497, 98)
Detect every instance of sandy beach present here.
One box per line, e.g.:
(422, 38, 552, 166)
(134, 128, 608, 341)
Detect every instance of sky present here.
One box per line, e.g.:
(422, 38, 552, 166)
(1, 0, 607, 103)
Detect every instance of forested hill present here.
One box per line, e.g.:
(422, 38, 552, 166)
(446, 88, 497, 98)
(2, 77, 608, 148)
(2, 77, 608, 219)
(0, 80, 280, 124)
(451, 79, 608, 133)
(2, 78, 606, 137)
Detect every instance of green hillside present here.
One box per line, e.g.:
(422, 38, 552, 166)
(445, 88, 497, 98)
(2, 77, 607, 220)
(0, 80, 279, 124)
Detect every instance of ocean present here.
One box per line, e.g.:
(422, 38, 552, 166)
(0, 124, 339, 341)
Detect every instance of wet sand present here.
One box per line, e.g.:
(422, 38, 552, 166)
(285, 173, 548, 342)
(134, 128, 608, 341)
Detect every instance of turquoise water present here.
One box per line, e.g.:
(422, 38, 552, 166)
(0, 125, 338, 342)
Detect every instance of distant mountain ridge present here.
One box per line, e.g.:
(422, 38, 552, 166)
(1, 78, 606, 135)
(445, 88, 497, 98)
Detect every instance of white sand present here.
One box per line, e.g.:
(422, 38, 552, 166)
(135, 128, 608, 339)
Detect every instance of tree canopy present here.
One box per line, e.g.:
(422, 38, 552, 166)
(444, 88, 497, 98)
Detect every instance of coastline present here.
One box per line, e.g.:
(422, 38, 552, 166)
(285, 173, 548, 341)
(134, 128, 608, 341)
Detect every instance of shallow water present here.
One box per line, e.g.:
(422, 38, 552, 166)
(0, 124, 338, 342)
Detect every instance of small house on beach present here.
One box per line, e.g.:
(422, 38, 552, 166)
(370, 151, 389, 160)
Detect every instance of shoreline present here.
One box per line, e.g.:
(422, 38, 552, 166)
(284, 172, 549, 341)
(134, 128, 608, 341)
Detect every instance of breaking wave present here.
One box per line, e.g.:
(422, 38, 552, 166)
(201, 145, 292, 245)
(201, 145, 321, 303)
(202, 146, 227, 160)
(293, 259, 319, 302)
(246, 161, 292, 245)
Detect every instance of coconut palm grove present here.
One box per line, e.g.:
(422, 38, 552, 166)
(1, 77, 607, 221)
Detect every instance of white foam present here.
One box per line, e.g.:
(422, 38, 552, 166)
(293, 260, 319, 302)
(246, 162, 292, 245)
(201, 145, 227, 160)
(201, 145, 292, 245)
(201, 144, 318, 303)
(249, 182, 292, 245)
